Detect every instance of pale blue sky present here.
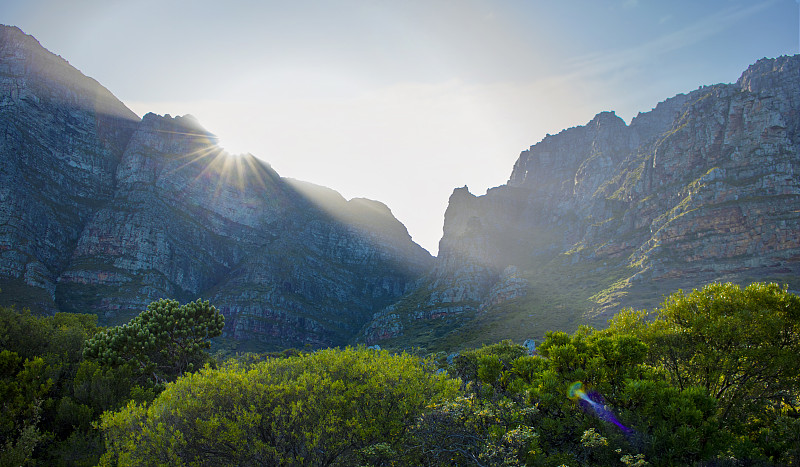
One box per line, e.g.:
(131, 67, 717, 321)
(4, 0, 798, 254)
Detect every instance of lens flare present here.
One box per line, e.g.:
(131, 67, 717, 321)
(568, 381, 631, 433)
(568, 381, 584, 399)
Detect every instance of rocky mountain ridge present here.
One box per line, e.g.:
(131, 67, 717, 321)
(2, 24, 798, 352)
(363, 55, 800, 350)
(0, 25, 430, 350)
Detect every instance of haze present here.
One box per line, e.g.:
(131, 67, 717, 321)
(4, 0, 797, 254)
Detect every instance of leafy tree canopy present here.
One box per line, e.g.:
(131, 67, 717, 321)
(0, 306, 104, 465)
(607, 282, 800, 423)
(100, 347, 459, 466)
(83, 298, 224, 388)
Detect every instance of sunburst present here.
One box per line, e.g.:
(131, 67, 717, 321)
(139, 124, 277, 206)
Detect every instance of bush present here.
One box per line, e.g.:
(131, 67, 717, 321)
(100, 347, 459, 466)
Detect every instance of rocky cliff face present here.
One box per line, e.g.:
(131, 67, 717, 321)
(0, 25, 431, 350)
(56, 112, 432, 349)
(3, 23, 798, 352)
(365, 55, 800, 350)
(0, 25, 140, 309)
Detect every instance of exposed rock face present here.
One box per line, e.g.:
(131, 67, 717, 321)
(365, 55, 800, 348)
(599, 56, 800, 284)
(3, 23, 798, 352)
(0, 25, 140, 309)
(0, 25, 432, 350)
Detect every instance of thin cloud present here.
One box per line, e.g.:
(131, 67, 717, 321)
(562, 1, 777, 81)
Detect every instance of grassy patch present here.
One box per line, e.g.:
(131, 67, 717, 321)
(384, 255, 641, 353)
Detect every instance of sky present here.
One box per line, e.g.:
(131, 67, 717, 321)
(4, 0, 798, 254)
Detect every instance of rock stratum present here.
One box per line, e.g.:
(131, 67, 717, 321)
(1, 24, 798, 351)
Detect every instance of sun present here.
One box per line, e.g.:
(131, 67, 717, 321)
(168, 133, 275, 202)
(213, 133, 251, 157)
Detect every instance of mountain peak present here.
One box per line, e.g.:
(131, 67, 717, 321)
(0, 24, 138, 122)
(736, 54, 800, 94)
(589, 110, 625, 127)
(140, 112, 213, 134)
(0, 26, 433, 351)
(363, 54, 800, 351)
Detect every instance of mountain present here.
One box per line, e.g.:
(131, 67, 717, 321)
(0, 25, 431, 351)
(2, 24, 798, 353)
(364, 55, 800, 351)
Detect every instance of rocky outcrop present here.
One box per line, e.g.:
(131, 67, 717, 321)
(364, 55, 800, 348)
(0, 25, 432, 350)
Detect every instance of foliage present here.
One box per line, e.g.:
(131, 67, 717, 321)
(0, 306, 104, 466)
(100, 346, 459, 466)
(409, 394, 541, 466)
(3, 282, 798, 466)
(451, 340, 529, 394)
(647, 282, 798, 420)
(424, 280, 798, 466)
(0, 298, 224, 466)
(430, 285, 800, 465)
(0, 351, 51, 466)
(607, 282, 800, 463)
(84, 298, 224, 388)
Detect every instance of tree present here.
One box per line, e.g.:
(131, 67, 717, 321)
(409, 393, 542, 466)
(613, 282, 800, 422)
(0, 351, 51, 465)
(606, 282, 800, 464)
(83, 299, 224, 387)
(100, 347, 459, 466)
(439, 327, 724, 466)
(0, 306, 106, 466)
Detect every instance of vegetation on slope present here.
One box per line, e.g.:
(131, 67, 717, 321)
(1, 282, 798, 465)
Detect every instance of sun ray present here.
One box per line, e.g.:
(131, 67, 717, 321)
(132, 118, 288, 218)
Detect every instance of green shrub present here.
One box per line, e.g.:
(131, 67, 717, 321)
(100, 347, 459, 466)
